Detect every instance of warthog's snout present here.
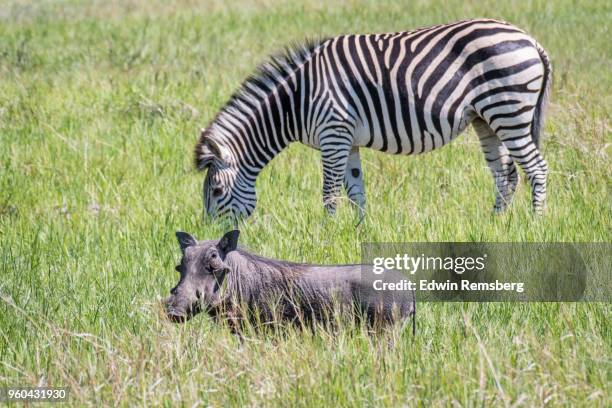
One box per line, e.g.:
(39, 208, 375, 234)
(165, 295, 187, 322)
(165, 283, 203, 323)
(165, 295, 201, 323)
(166, 310, 187, 323)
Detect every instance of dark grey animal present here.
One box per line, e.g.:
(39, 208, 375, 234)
(165, 231, 415, 333)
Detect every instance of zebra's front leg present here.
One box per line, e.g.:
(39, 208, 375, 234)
(321, 139, 352, 215)
(344, 147, 366, 220)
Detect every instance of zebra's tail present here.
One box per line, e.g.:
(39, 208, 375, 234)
(532, 42, 552, 149)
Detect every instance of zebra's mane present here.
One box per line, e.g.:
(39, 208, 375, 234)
(195, 38, 329, 169)
(238, 38, 328, 100)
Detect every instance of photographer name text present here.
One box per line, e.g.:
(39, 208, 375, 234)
(373, 279, 525, 293)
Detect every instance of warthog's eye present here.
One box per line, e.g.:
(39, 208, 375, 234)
(212, 187, 223, 197)
(210, 252, 218, 259)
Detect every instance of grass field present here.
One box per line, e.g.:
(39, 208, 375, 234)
(1, 0, 610, 406)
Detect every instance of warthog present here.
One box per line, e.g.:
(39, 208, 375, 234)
(165, 231, 415, 333)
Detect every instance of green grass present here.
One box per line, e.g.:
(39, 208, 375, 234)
(0, 0, 610, 406)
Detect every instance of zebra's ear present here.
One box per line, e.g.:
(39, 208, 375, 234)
(195, 129, 230, 170)
(195, 152, 216, 171)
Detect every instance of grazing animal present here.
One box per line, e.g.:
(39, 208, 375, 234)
(195, 18, 551, 219)
(165, 231, 415, 332)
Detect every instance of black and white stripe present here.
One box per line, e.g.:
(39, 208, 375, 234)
(195, 18, 552, 219)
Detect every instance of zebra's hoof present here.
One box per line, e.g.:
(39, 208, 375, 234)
(493, 205, 508, 214)
(324, 205, 337, 215)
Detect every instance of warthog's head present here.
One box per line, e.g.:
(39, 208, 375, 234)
(165, 230, 240, 323)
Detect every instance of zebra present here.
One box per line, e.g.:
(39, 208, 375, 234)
(195, 18, 552, 220)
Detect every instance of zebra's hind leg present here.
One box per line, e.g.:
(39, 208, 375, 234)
(344, 147, 366, 220)
(500, 135, 549, 214)
(473, 119, 519, 213)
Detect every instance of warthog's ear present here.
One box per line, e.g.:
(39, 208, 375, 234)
(218, 230, 240, 253)
(176, 231, 197, 252)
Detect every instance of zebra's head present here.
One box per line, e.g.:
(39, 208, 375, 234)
(195, 129, 257, 219)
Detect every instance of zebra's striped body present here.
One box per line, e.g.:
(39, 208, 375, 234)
(196, 19, 551, 219)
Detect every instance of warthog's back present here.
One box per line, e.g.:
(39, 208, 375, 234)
(294, 264, 415, 326)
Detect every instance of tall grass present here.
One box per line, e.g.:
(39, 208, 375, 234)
(0, 0, 610, 406)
